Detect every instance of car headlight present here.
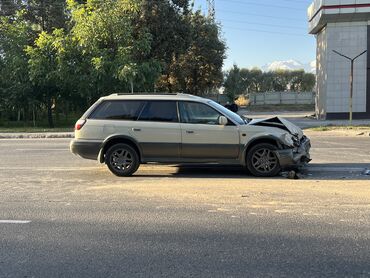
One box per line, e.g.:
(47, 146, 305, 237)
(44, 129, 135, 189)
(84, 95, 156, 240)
(282, 133, 294, 147)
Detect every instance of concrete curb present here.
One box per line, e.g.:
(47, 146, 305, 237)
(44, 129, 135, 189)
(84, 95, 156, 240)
(0, 132, 74, 139)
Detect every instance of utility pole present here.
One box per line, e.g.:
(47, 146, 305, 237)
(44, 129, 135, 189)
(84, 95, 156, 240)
(332, 49, 367, 124)
(207, 0, 215, 19)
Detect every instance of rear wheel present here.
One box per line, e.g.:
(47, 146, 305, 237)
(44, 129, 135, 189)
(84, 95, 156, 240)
(105, 144, 140, 177)
(246, 143, 281, 177)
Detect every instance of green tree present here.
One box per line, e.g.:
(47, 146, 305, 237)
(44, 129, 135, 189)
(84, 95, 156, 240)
(301, 72, 316, 91)
(67, 0, 160, 96)
(224, 65, 246, 101)
(0, 0, 23, 16)
(26, 29, 66, 128)
(138, 0, 191, 92)
(0, 12, 33, 122)
(174, 11, 226, 95)
(248, 68, 263, 92)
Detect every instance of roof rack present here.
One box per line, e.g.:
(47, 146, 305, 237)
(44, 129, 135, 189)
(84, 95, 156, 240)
(111, 92, 180, 96)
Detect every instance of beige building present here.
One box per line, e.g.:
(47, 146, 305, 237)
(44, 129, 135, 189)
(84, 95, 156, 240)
(308, 0, 370, 119)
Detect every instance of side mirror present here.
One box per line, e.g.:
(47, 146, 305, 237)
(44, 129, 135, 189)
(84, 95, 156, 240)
(218, 116, 228, 126)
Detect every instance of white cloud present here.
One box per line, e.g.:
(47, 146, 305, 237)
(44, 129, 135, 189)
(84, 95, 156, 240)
(263, 59, 316, 74)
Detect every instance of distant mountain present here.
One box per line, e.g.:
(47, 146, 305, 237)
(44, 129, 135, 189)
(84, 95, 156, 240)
(263, 59, 316, 74)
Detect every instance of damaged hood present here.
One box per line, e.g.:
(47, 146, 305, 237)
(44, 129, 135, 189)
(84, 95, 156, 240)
(248, 117, 304, 138)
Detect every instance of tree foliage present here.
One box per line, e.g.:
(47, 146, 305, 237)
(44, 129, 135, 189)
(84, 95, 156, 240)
(0, 12, 33, 121)
(0, 0, 226, 127)
(224, 64, 316, 100)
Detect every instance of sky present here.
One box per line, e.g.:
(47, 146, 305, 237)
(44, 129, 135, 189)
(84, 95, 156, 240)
(193, 0, 316, 70)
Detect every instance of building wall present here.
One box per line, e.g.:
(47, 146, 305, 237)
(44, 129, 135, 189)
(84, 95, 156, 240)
(308, 0, 370, 119)
(325, 22, 367, 114)
(316, 26, 328, 119)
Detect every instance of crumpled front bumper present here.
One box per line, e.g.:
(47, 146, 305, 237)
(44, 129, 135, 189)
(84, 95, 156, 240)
(275, 136, 311, 169)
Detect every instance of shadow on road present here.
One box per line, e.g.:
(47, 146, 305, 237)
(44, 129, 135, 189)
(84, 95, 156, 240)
(133, 163, 370, 181)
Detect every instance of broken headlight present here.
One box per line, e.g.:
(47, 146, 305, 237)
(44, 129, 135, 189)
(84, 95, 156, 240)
(292, 134, 300, 147)
(282, 133, 294, 147)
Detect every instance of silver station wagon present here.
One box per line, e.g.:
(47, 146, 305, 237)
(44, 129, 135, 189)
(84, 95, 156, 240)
(70, 94, 311, 177)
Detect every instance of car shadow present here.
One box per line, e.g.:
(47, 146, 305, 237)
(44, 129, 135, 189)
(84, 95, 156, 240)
(133, 163, 370, 181)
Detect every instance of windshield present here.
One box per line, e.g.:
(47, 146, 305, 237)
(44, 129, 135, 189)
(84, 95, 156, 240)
(207, 100, 246, 125)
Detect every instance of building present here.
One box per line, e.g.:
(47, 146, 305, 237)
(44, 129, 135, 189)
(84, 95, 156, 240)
(308, 0, 370, 119)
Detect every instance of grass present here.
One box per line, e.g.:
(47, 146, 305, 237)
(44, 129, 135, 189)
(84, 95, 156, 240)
(0, 127, 73, 133)
(308, 125, 370, 132)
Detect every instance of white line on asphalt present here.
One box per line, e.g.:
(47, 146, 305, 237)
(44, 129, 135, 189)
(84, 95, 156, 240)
(0, 220, 31, 224)
(0, 167, 101, 171)
(15, 149, 68, 151)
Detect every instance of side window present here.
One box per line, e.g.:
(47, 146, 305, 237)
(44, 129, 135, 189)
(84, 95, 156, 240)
(137, 101, 178, 123)
(179, 102, 221, 125)
(89, 100, 145, 120)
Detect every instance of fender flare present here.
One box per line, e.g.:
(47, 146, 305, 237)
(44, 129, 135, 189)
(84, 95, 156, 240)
(98, 134, 143, 163)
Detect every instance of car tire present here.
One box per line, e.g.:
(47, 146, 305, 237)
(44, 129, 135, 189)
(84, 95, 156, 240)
(105, 144, 140, 177)
(246, 143, 281, 177)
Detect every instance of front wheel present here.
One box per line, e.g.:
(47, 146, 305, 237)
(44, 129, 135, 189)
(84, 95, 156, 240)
(246, 143, 281, 177)
(105, 144, 140, 177)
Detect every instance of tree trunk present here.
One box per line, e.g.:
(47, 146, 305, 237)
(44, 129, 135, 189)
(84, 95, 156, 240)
(47, 96, 54, 128)
(167, 74, 172, 94)
(32, 106, 36, 127)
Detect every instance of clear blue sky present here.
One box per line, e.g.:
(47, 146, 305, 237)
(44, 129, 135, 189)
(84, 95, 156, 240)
(193, 0, 315, 70)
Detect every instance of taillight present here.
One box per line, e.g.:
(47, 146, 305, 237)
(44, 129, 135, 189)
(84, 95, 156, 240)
(75, 119, 86, 131)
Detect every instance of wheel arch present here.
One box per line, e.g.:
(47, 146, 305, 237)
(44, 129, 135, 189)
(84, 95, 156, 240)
(98, 135, 142, 164)
(241, 136, 282, 165)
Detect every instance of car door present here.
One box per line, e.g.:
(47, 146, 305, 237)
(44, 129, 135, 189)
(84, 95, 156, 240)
(129, 100, 181, 160)
(179, 101, 240, 159)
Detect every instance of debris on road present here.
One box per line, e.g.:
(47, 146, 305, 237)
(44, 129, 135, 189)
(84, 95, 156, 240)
(281, 170, 303, 180)
(362, 169, 370, 176)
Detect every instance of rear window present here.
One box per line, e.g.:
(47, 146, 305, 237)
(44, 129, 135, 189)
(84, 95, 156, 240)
(89, 100, 145, 120)
(138, 101, 178, 123)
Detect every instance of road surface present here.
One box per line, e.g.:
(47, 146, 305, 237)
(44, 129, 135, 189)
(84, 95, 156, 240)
(0, 133, 369, 277)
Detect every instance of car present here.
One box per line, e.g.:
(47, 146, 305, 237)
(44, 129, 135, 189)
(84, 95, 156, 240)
(70, 93, 311, 177)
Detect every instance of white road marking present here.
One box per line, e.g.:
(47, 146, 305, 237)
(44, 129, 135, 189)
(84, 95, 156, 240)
(0, 220, 31, 224)
(15, 149, 68, 151)
(0, 166, 100, 170)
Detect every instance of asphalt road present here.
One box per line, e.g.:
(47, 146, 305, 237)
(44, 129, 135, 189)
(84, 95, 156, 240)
(0, 134, 370, 278)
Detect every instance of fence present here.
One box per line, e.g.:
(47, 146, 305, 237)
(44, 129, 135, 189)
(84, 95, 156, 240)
(205, 92, 315, 106)
(248, 92, 315, 106)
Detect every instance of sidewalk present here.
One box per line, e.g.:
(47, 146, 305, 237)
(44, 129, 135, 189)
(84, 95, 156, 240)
(0, 132, 74, 139)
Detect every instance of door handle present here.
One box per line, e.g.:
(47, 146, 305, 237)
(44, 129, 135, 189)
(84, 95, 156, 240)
(186, 130, 194, 134)
(132, 128, 141, 132)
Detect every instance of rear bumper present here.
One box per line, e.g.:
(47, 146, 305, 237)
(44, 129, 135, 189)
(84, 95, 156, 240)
(70, 139, 102, 161)
(276, 137, 311, 169)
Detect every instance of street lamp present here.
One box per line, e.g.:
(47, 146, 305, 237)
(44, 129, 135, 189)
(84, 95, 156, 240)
(332, 49, 367, 124)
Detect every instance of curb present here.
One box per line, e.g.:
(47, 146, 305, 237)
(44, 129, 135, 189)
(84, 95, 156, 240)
(0, 133, 74, 139)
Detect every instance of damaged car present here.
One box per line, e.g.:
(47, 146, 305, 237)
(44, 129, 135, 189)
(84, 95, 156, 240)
(70, 93, 311, 177)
